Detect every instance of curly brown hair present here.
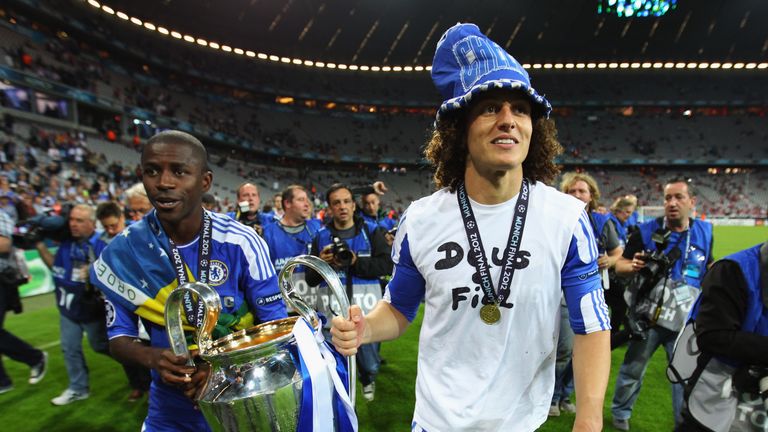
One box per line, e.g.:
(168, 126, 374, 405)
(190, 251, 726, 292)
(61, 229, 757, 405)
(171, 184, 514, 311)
(424, 111, 563, 192)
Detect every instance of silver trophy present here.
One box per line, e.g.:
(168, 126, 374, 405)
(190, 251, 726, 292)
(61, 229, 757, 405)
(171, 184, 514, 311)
(165, 255, 355, 431)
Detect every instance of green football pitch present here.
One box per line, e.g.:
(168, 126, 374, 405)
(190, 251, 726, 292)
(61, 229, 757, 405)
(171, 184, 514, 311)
(1, 226, 765, 431)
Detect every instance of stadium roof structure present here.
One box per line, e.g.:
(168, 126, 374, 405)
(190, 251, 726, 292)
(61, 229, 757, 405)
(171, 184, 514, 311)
(87, 0, 767, 68)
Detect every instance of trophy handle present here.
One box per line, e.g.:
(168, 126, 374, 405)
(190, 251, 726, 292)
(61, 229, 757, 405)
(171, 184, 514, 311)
(165, 282, 222, 365)
(278, 254, 356, 406)
(279, 255, 354, 331)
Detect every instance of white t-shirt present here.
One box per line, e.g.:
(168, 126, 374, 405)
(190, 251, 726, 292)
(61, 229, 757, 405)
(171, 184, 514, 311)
(385, 182, 609, 432)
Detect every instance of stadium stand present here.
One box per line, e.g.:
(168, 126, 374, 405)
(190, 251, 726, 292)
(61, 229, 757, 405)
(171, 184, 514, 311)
(0, 2, 764, 219)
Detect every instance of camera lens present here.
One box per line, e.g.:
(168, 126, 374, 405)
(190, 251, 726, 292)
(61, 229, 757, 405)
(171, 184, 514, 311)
(336, 249, 353, 266)
(332, 237, 353, 266)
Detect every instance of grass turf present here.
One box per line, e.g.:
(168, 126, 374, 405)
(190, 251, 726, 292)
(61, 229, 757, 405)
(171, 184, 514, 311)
(1, 225, 765, 431)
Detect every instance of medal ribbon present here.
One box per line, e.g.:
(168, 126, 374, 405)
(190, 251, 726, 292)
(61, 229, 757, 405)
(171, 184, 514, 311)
(167, 211, 213, 328)
(457, 178, 530, 306)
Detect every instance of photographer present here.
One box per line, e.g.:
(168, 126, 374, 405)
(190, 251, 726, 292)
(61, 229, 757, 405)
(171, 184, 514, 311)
(0, 208, 47, 394)
(611, 177, 714, 431)
(227, 182, 273, 236)
(306, 183, 393, 402)
(674, 241, 768, 432)
(35, 203, 111, 406)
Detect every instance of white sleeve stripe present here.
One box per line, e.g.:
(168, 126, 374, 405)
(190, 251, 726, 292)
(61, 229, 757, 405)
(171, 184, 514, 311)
(575, 215, 597, 263)
(212, 215, 275, 277)
(579, 290, 610, 334)
(212, 224, 266, 277)
(212, 215, 262, 245)
(211, 226, 275, 280)
(589, 290, 607, 330)
(593, 289, 610, 329)
(212, 215, 257, 239)
(579, 212, 598, 260)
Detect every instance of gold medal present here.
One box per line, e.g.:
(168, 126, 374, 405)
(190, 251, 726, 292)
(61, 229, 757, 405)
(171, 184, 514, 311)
(479, 303, 501, 325)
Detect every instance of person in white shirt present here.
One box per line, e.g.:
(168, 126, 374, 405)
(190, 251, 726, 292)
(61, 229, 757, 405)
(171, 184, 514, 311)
(330, 23, 611, 432)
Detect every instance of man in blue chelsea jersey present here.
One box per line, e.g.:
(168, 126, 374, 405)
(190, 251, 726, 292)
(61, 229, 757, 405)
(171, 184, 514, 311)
(91, 131, 287, 431)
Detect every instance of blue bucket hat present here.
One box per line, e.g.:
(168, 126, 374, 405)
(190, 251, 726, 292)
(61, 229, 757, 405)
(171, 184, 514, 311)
(431, 23, 552, 123)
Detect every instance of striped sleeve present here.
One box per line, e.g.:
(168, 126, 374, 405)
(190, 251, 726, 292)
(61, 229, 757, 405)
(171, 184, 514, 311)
(562, 210, 610, 334)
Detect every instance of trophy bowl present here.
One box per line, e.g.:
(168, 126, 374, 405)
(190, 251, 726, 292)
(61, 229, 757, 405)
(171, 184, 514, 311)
(165, 255, 355, 432)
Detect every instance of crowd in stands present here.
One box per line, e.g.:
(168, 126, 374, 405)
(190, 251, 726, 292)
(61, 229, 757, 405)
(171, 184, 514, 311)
(1, 8, 767, 166)
(0, 5, 764, 221)
(0, 117, 763, 227)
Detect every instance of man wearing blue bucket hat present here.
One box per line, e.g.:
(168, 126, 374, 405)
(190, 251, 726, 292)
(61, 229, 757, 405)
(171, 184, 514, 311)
(331, 23, 611, 431)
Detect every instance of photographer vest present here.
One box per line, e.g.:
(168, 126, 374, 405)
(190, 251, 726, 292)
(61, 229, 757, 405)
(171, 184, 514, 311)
(638, 217, 713, 288)
(668, 243, 768, 432)
(52, 233, 106, 322)
(313, 220, 383, 318)
(629, 218, 713, 332)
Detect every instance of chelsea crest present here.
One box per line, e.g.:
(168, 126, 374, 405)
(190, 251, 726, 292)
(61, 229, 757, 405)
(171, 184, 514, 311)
(208, 260, 229, 286)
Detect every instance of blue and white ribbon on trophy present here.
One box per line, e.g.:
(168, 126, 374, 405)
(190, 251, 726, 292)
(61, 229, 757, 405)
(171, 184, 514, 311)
(292, 318, 358, 432)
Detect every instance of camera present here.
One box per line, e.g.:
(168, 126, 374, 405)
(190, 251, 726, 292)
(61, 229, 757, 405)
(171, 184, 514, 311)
(12, 206, 73, 249)
(331, 236, 354, 266)
(236, 201, 261, 229)
(623, 308, 650, 341)
(633, 230, 682, 301)
(621, 229, 682, 341)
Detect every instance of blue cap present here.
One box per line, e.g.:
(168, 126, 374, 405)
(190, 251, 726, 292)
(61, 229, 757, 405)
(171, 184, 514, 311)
(431, 23, 552, 122)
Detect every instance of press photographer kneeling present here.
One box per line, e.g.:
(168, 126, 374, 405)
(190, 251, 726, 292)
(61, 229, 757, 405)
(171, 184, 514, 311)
(610, 177, 714, 431)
